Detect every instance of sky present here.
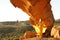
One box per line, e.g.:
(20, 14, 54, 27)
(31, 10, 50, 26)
(0, 0, 60, 22)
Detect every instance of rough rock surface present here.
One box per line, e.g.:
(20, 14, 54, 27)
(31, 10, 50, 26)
(51, 26, 60, 38)
(23, 37, 60, 40)
(10, 0, 55, 37)
(19, 31, 36, 40)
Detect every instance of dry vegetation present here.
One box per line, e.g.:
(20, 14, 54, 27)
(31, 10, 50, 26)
(0, 21, 34, 40)
(0, 19, 60, 40)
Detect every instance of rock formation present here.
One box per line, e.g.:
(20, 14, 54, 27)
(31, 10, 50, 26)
(10, 0, 55, 37)
(19, 31, 36, 40)
(51, 26, 60, 38)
